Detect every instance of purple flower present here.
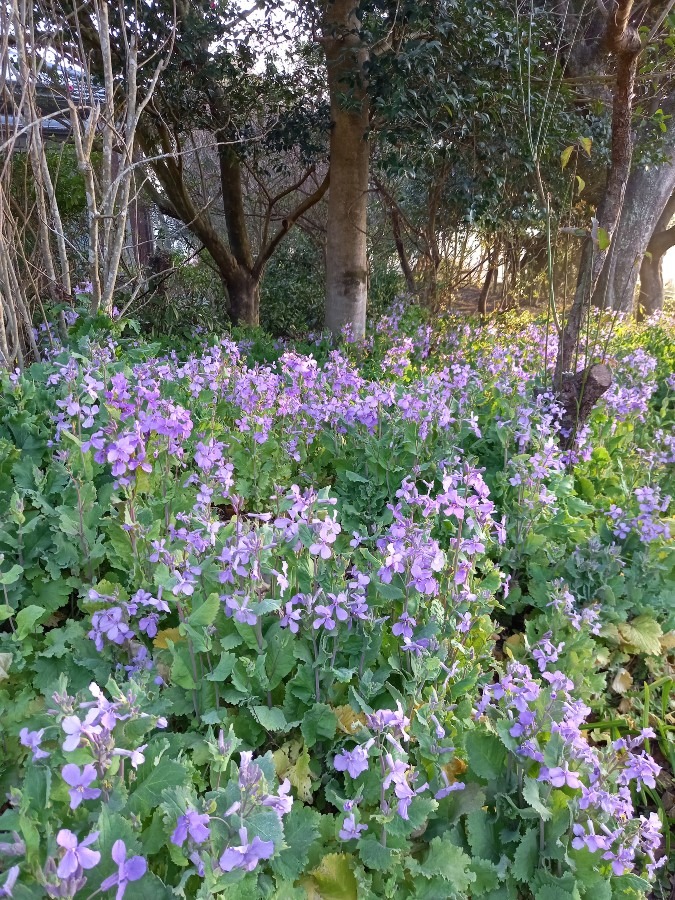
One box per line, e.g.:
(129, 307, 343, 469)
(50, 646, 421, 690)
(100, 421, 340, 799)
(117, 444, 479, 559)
(219, 827, 275, 872)
(56, 829, 101, 878)
(61, 709, 101, 751)
(538, 763, 582, 790)
(100, 840, 146, 899)
(61, 764, 101, 809)
(392, 613, 416, 639)
(261, 779, 293, 817)
(171, 809, 211, 847)
(0, 867, 19, 898)
(19, 728, 50, 761)
(334, 740, 373, 778)
(338, 813, 367, 841)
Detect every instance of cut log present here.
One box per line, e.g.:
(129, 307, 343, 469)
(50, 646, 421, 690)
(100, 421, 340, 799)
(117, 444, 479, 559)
(558, 363, 613, 450)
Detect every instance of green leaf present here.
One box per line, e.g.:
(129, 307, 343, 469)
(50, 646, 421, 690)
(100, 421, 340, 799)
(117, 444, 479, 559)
(418, 836, 475, 892)
(344, 470, 369, 483)
(374, 581, 404, 600)
(251, 705, 289, 732)
(533, 887, 576, 900)
(466, 810, 497, 861)
(465, 730, 507, 781)
(0, 563, 23, 585)
(576, 175, 585, 195)
(188, 592, 220, 628)
(512, 829, 538, 882)
(522, 777, 552, 821)
(579, 136, 592, 156)
(470, 858, 502, 894)
(271, 805, 321, 881)
(358, 836, 396, 871)
(206, 651, 237, 681)
(15, 605, 45, 640)
(128, 757, 189, 817)
(301, 703, 337, 748)
(169, 646, 197, 690)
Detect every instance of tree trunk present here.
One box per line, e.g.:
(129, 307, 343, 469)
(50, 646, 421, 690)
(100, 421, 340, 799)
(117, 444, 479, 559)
(592, 105, 675, 313)
(322, 0, 370, 340)
(555, 1, 641, 388)
(478, 246, 498, 316)
(390, 207, 416, 294)
(637, 251, 664, 319)
(226, 269, 259, 327)
(637, 207, 675, 319)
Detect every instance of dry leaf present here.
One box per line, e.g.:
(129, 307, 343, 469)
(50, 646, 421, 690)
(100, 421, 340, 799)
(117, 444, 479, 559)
(333, 704, 367, 735)
(612, 668, 633, 694)
(153, 627, 183, 649)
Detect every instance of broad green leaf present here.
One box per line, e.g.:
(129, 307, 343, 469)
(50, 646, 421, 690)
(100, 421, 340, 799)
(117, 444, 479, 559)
(301, 703, 337, 748)
(576, 175, 585, 194)
(358, 836, 396, 871)
(188, 592, 220, 628)
(15, 605, 45, 640)
(251, 705, 289, 732)
(128, 757, 189, 817)
(522, 777, 552, 821)
(512, 829, 538, 882)
(579, 136, 592, 156)
(0, 563, 23, 585)
(418, 835, 475, 892)
(271, 805, 321, 881)
(465, 730, 507, 781)
(206, 651, 237, 681)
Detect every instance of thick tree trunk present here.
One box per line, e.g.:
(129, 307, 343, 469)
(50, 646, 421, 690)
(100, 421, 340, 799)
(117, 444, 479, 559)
(555, 1, 641, 388)
(226, 269, 259, 327)
(592, 112, 675, 312)
(322, 0, 370, 340)
(637, 252, 664, 319)
(637, 207, 675, 318)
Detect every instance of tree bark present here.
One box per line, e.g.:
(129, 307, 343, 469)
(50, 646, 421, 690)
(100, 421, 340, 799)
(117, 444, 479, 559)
(478, 245, 498, 316)
(322, 0, 370, 340)
(555, 0, 641, 388)
(592, 97, 675, 313)
(390, 207, 416, 294)
(638, 207, 675, 318)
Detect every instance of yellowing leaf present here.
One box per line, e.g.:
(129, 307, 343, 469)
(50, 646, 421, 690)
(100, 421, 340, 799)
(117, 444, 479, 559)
(596, 227, 611, 251)
(288, 747, 314, 803)
(612, 668, 633, 694)
(618, 616, 663, 656)
(333, 704, 367, 735)
(561, 145, 575, 169)
(153, 627, 183, 649)
(580, 136, 592, 156)
(576, 175, 586, 194)
(303, 853, 358, 900)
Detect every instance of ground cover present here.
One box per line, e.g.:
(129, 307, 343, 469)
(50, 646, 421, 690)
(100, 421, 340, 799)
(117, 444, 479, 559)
(0, 305, 673, 899)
